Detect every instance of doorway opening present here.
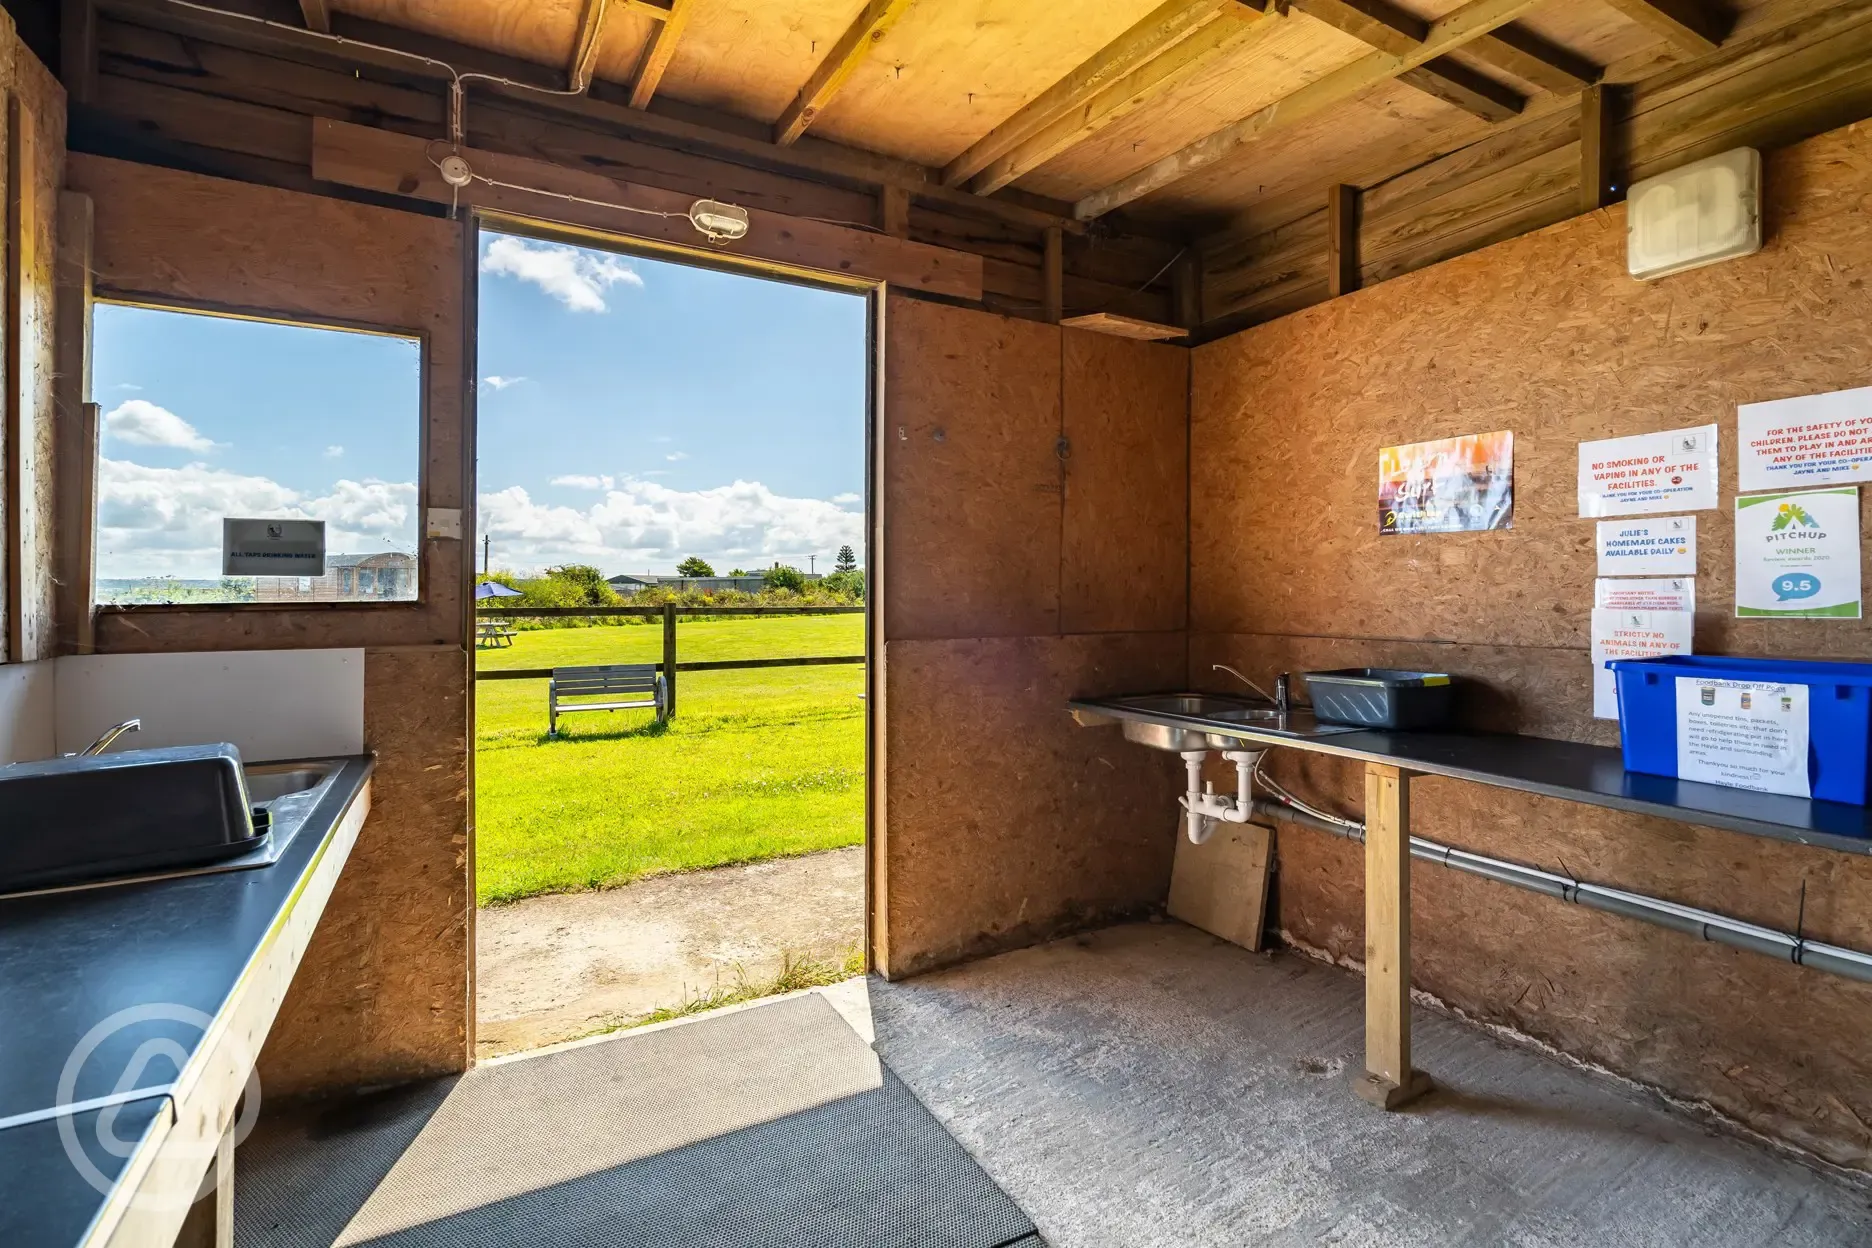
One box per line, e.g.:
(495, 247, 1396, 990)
(470, 224, 872, 1057)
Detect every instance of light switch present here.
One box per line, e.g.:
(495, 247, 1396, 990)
(426, 508, 463, 540)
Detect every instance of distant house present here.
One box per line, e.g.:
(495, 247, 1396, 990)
(255, 551, 417, 602)
(607, 570, 823, 596)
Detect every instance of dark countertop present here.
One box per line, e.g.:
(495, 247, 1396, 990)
(1069, 698, 1872, 856)
(0, 755, 373, 1126)
(0, 1097, 169, 1247)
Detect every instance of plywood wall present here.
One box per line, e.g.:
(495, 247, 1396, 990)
(878, 295, 1188, 976)
(63, 157, 473, 1095)
(0, 14, 65, 666)
(1191, 119, 1872, 1169)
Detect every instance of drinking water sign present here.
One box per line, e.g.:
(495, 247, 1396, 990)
(1734, 487, 1860, 619)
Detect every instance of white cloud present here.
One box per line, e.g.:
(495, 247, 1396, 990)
(479, 237, 642, 312)
(96, 458, 417, 580)
(478, 478, 864, 576)
(103, 400, 217, 452)
(831, 492, 861, 505)
(115, 383, 143, 392)
(666, 452, 688, 462)
(325, 445, 345, 458)
(551, 474, 615, 490)
(484, 375, 526, 390)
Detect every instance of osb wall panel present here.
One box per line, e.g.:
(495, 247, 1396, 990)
(259, 645, 470, 1097)
(884, 293, 1062, 642)
(1061, 329, 1189, 635)
(66, 155, 467, 652)
(879, 633, 1183, 978)
(11, 34, 62, 663)
(879, 296, 1190, 975)
(1190, 119, 1872, 1168)
(1191, 120, 1872, 673)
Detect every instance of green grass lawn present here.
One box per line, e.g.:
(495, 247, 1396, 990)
(474, 616, 865, 905)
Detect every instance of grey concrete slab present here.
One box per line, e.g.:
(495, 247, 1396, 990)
(868, 921, 1872, 1248)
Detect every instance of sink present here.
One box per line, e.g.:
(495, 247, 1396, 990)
(1081, 691, 1365, 751)
(244, 763, 334, 804)
(0, 744, 263, 894)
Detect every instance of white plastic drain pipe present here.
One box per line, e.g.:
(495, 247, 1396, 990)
(1177, 749, 1265, 844)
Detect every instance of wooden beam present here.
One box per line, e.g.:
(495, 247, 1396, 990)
(1468, 25, 1600, 93)
(4, 98, 36, 664)
(627, 0, 693, 109)
(1398, 56, 1523, 122)
(63, 0, 99, 105)
(1600, 0, 1728, 55)
(54, 193, 96, 656)
(1075, 0, 1547, 219)
(1354, 763, 1432, 1110)
(297, 0, 329, 33)
(942, 0, 1240, 188)
(1579, 83, 1614, 212)
(1326, 182, 1359, 296)
(1294, 1, 1525, 122)
(567, 0, 610, 94)
(972, 5, 1282, 195)
(1059, 311, 1185, 341)
(310, 118, 985, 300)
(1042, 226, 1064, 323)
(1171, 249, 1201, 329)
(774, 0, 916, 147)
(879, 183, 910, 237)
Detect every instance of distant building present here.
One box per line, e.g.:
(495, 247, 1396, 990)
(254, 552, 417, 602)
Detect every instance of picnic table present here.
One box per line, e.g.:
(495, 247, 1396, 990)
(477, 619, 516, 648)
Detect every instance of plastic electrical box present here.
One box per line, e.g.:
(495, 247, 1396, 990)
(1626, 148, 1762, 281)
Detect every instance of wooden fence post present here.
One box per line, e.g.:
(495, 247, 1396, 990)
(662, 601, 677, 717)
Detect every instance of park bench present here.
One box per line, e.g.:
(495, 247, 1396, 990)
(476, 620, 516, 648)
(548, 663, 667, 738)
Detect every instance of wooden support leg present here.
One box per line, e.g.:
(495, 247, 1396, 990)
(174, 1120, 234, 1247)
(1352, 762, 1434, 1110)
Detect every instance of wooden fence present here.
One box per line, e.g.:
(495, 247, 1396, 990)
(474, 603, 866, 717)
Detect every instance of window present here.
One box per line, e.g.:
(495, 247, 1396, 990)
(92, 304, 423, 606)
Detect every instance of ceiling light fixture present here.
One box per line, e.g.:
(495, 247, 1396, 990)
(687, 200, 750, 244)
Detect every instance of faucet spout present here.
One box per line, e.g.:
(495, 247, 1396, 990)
(1212, 663, 1282, 708)
(80, 719, 141, 757)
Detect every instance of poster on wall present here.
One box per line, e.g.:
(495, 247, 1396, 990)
(1596, 516, 1696, 576)
(1738, 386, 1872, 492)
(1577, 424, 1718, 516)
(1734, 487, 1862, 619)
(1595, 577, 1695, 612)
(1591, 608, 1694, 720)
(1378, 431, 1513, 535)
(1674, 677, 1811, 799)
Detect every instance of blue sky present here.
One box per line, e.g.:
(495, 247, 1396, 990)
(89, 233, 868, 582)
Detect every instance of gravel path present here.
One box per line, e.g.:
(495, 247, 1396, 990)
(475, 846, 864, 1057)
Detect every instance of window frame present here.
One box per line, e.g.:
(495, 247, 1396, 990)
(88, 294, 432, 617)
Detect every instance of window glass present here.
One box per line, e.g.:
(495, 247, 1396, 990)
(92, 304, 422, 605)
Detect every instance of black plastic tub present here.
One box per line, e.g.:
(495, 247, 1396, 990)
(1303, 669, 1454, 730)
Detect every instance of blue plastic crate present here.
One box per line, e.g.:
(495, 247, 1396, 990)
(1607, 655, 1872, 805)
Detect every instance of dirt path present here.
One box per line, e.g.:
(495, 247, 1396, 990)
(475, 846, 864, 1057)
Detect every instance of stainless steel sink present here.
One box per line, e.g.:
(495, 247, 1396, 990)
(1083, 691, 1363, 752)
(244, 763, 334, 804)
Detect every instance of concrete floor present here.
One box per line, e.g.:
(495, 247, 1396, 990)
(868, 921, 1872, 1248)
(475, 847, 863, 1055)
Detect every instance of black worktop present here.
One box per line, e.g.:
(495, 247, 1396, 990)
(0, 1097, 168, 1246)
(1069, 698, 1872, 856)
(0, 753, 372, 1220)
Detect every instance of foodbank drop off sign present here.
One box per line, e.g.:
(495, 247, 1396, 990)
(1734, 488, 1860, 619)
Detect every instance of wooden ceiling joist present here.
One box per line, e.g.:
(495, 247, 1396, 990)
(774, 0, 918, 148)
(1074, 0, 1549, 219)
(940, 0, 1248, 189)
(1293, 0, 1527, 120)
(297, 0, 329, 34)
(567, 0, 610, 94)
(1466, 25, 1599, 93)
(627, 0, 693, 109)
(967, 4, 1284, 196)
(1599, 0, 1728, 55)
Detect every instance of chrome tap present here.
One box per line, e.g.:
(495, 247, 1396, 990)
(1212, 664, 1290, 714)
(79, 719, 141, 757)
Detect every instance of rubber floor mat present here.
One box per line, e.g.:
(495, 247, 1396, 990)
(236, 991, 1038, 1248)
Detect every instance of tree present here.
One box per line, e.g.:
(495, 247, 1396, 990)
(728, 568, 748, 578)
(677, 556, 715, 577)
(763, 564, 807, 593)
(541, 564, 619, 607)
(833, 544, 858, 574)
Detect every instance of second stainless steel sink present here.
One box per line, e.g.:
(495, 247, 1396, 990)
(1091, 691, 1362, 751)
